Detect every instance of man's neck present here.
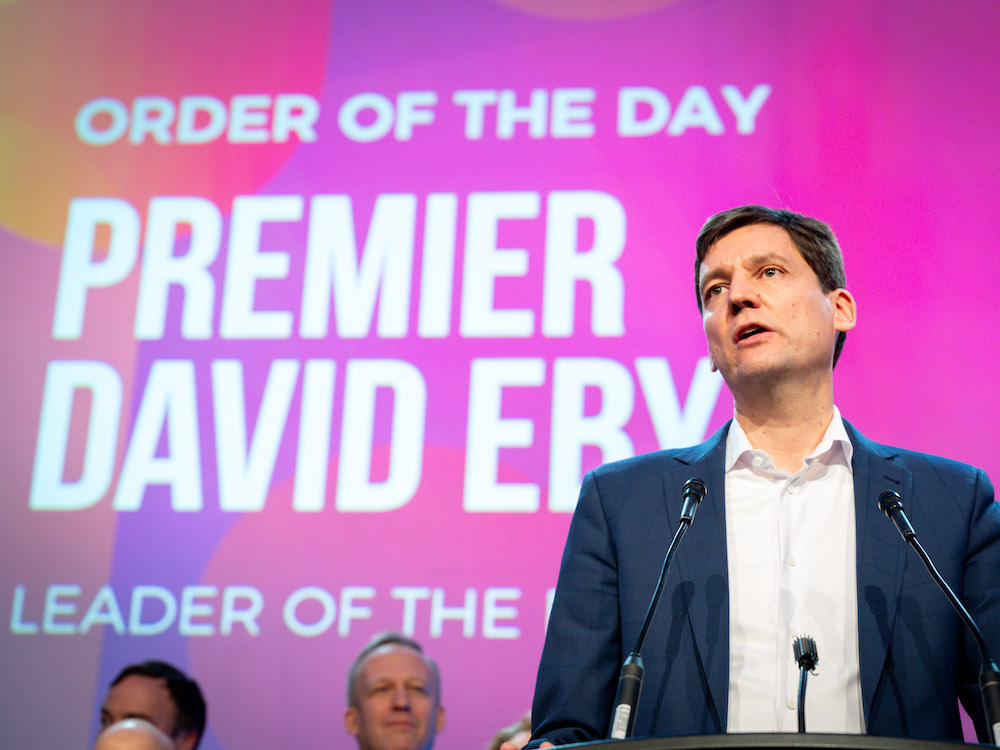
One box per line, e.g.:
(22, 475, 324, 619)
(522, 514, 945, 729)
(732, 377, 836, 474)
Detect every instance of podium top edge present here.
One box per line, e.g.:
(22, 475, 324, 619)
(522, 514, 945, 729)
(556, 733, 978, 750)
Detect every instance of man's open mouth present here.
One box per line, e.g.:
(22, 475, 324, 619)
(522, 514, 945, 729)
(737, 326, 768, 342)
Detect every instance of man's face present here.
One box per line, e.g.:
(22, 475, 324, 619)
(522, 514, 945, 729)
(101, 675, 179, 743)
(345, 645, 445, 750)
(698, 223, 855, 393)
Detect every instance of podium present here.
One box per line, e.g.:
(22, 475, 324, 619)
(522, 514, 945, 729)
(555, 734, 977, 749)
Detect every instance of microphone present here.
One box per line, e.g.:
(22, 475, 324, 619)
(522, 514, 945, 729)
(607, 478, 707, 740)
(878, 490, 1000, 745)
(793, 636, 818, 733)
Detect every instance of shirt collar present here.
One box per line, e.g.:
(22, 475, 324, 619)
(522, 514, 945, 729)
(724, 405, 854, 473)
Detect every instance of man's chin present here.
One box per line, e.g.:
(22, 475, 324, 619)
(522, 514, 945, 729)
(727, 354, 798, 381)
(380, 727, 427, 750)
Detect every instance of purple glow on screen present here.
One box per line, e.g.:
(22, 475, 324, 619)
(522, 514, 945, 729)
(1, 1, 998, 747)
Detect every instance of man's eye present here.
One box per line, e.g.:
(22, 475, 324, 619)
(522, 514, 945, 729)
(705, 285, 724, 300)
(762, 267, 779, 277)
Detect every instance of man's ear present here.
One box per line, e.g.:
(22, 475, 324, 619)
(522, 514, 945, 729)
(435, 704, 446, 733)
(345, 707, 360, 738)
(831, 288, 857, 333)
(176, 732, 199, 750)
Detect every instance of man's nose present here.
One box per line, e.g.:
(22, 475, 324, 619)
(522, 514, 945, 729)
(391, 685, 411, 708)
(727, 274, 759, 313)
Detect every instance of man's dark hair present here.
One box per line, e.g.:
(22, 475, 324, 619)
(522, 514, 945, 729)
(346, 631, 441, 708)
(111, 660, 206, 749)
(695, 204, 849, 366)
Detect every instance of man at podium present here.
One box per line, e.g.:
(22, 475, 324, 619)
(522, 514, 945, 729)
(513, 206, 1000, 748)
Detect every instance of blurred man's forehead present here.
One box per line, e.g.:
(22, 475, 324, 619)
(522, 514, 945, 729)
(103, 675, 177, 727)
(361, 645, 431, 680)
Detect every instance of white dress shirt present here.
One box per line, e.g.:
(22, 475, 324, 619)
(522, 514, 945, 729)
(725, 407, 864, 733)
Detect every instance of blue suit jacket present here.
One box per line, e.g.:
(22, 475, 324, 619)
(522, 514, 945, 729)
(531, 421, 1000, 745)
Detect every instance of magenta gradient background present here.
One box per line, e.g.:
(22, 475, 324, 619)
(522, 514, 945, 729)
(2, 1, 999, 748)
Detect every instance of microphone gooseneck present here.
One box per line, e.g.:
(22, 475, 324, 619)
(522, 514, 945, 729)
(607, 478, 706, 740)
(878, 489, 1000, 745)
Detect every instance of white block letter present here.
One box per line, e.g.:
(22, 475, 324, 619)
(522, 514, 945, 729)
(549, 358, 635, 512)
(293, 360, 336, 512)
(220, 586, 264, 636)
(483, 587, 521, 639)
(176, 96, 228, 144)
(283, 586, 336, 637)
(543, 191, 626, 337)
(213, 359, 299, 511)
(129, 585, 177, 636)
(721, 84, 772, 134)
(75, 98, 129, 146)
(272, 94, 320, 143)
(135, 197, 222, 340)
(114, 360, 203, 511)
(301, 194, 417, 338)
(636, 356, 723, 448)
(338, 586, 376, 636)
(550, 88, 595, 138)
(430, 587, 476, 637)
(668, 86, 724, 135)
(221, 195, 300, 339)
(53, 198, 140, 340)
(30, 360, 122, 510)
(79, 586, 126, 634)
(338, 93, 393, 143)
(617, 87, 669, 137)
(395, 91, 437, 140)
(129, 97, 175, 144)
(461, 192, 539, 337)
(336, 359, 426, 511)
(497, 89, 548, 139)
(452, 89, 498, 140)
(464, 358, 544, 512)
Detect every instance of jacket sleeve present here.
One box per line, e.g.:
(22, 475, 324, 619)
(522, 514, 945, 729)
(958, 467, 1000, 742)
(528, 469, 622, 745)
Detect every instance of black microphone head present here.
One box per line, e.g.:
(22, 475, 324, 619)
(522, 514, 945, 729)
(678, 478, 707, 525)
(683, 478, 707, 504)
(793, 635, 819, 670)
(879, 489, 917, 542)
(878, 489, 904, 517)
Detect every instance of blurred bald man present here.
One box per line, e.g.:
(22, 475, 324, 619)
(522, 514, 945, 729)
(94, 718, 173, 750)
(345, 632, 445, 750)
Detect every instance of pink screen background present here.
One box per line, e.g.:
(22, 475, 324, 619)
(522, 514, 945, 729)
(2, 1, 998, 748)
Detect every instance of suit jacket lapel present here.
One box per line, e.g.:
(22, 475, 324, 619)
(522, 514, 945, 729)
(846, 421, 911, 727)
(670, 424, 730, 731)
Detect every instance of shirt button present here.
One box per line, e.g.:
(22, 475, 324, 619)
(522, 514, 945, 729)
(752, 455, 764, 467)
(786, 485, 796, 494)
(786, 699, 797, 710)
(787, 557, 798, 567)
(787, 626, 797, 637)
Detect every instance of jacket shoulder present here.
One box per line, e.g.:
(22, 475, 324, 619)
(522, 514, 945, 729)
(847, 420, 986, 479)
(588, 422, 729, 480)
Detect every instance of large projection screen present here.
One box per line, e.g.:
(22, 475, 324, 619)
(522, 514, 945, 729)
(2, 1, 998, 748)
